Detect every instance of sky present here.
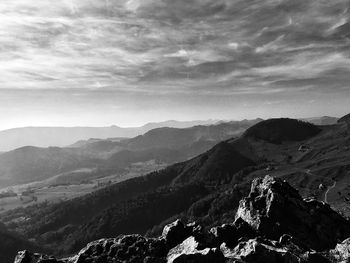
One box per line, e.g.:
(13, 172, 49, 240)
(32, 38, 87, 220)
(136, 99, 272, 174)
(0, 0, 350, 130)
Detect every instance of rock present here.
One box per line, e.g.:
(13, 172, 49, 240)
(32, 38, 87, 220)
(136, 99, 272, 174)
(167, 237, 225, 263)
(70, 235, 167, 263)
(329, 238, 350, 263)
(171, 249, 224, 263)
(144, 256, 166, 263)
(162, 220, 192, 249)
(14, 250, 64, 263)
(235, 175, 350, 251)
(221, 238, 304, 263)
(210, 224, 238, 247)
(221, 237, 332, 263)
(305, 251, 330, 263)
(210, 217, 256, 249)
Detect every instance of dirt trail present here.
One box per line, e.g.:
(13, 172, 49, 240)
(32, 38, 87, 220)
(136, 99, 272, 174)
(324, 181, 337, 204)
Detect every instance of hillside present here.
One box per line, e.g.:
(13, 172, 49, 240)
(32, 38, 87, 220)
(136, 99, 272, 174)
(0, 222, 44, 263)
(243, 118, 321, 144)
(13, 176, 350, 263)
(0, 119, 259, 189)
(124, 120, 261, 150)
(338, 113, 350, 124)
(0, 146, 100, 187)
(303, 116, 339, 125)
(0, 133, 260, 255)
(2, 117, 350, 260)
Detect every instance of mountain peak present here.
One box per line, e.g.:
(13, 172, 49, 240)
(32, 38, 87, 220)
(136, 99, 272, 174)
(243, 118, 321, 144)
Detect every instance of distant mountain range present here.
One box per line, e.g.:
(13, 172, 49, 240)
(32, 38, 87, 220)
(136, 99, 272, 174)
(0, 120, 220, 152)
(3, 115, 350, 260)
(0, 117, 338, 152)
(302, 116, 339, 126)
(0, 119, 261, 188)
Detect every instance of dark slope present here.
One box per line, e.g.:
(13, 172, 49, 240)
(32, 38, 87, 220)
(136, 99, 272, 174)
(122, 120, 261, 150)
(0, 146, 100, 187)
(0, 222, 44, 263)
(1, 133, 258, 255)
(243, 118, 321, 144)
(105, 148, 182, 169)
(338, 113, 350, 123)
(8, 167, 182, 238)
(171, 141, 255, 185)
(16, 176, 350, 263)
(62, 184, 209, 253)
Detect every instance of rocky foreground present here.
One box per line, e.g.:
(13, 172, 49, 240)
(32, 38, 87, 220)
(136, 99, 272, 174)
(14, 175, 350, 263)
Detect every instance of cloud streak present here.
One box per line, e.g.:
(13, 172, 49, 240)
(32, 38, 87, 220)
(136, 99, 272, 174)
(0, 0, 349, 128)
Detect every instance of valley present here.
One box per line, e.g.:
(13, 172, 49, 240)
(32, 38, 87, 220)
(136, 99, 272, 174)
(0, 116, 349, 263)
(0, 160, 167, 213)
(0, 120, 259, 214)
(1, 116, 350, 263)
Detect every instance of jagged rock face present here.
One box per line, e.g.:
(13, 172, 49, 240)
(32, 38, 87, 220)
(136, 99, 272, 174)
(210, 218, 256, 248)
(329, 238, 350, 263)
(167, 237, 225, 263)
(12, 176, 350, 263)
(72, 235, 167, 263)
(236, 175, 350, 251)
(221, 238, 303, 263)
(221, 237, 331, 263)
(161, 220, 192, 249)
(14, 250, 66, 263)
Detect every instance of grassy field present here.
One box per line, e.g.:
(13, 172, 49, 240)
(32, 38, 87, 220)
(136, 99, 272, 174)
(0, 160, 167, 213)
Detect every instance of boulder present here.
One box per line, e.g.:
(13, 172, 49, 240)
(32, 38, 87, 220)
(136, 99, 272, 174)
(329, 238, 350, 263)
(167, 237, 225, 263)
(235, 175, 350, 251)
(210, 219, 255, 248)
(14, 251, 64, 263)
(221, 238, 304, 263)
(72, 235, 167, 263)
(162, 220, 192, 249)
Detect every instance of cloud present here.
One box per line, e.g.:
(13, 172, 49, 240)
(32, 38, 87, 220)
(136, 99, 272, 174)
(0, 0, 350, 128)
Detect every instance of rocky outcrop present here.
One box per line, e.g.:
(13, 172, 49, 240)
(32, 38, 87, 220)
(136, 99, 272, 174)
(161, 220, 192, 249)
(329, 238, 350, 263)
(14, 250, 67, 263)
(73, 235, 168, 263)
(167, 237, 225, 263)
(222, 238, 303, 263)
(235, 175, 350, 251)
(13, 175, 350, 263)
(210, 218, 256, 248)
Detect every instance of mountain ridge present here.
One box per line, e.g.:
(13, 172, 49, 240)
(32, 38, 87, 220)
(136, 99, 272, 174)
(0, 120, 222, 152)
(2, 116, 350, 262)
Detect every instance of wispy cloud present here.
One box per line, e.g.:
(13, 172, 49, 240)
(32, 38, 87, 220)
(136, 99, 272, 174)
(0, 0, 350, 128)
